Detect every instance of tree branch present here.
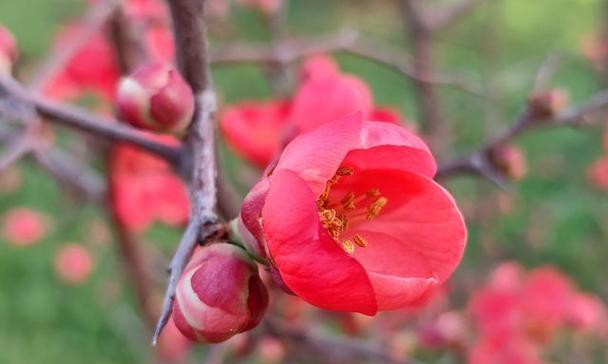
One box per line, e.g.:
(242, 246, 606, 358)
(0, 76, 182, 165)
(401, 0, 446, 144)
(436, 90, 608, 183)
(426, 0, 487, 33)
(153, 0, 221, 344)
(211, 29, 481, 96)
(264, 318, 421, 364)
(33, 147, 106, 201)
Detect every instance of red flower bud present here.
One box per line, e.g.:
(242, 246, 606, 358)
(173, 244, 269, 343)
(117, 63, 194, 133)
(0, 25, 18, 74)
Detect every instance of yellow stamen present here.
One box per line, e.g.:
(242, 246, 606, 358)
(315, 166, 389, 254)
(353, 234, 367, 247)
(336, 166, 354, 176)
(341, 239, 355, 254)
(367, 197, 388, 220)
(340, 192, 356, 210)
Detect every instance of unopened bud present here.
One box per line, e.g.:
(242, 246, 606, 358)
(173, 244, 269, 343)
(488, 145, 527, 181)
(0, 25, 18, 75)
(117, 63, 194, 134)
(528, 89, 568, 121)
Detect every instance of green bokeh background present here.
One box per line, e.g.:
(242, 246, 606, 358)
(1, 0, 607, 363)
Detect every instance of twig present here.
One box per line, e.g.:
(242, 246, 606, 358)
(401, 0, 446, 143)
(264, 318, 420, 364)
(0, 133, 31, 173)
(533, 53, 563, 91)
(0, 76, 181, 165)
(153, 0, 221, 344)
(33, 148, 106, 201)
(27, 0, 121, 90)
(436, 90, 608, 183)
(211, 29, 482, 96)
(426, 0, 487, 33)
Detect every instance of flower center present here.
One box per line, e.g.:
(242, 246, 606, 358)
(316, 166, 388, 254)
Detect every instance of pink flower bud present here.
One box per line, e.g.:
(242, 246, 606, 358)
(117, 63, 194, 134)
(0, 25, 18, 74)
(173, 244, 269, 343)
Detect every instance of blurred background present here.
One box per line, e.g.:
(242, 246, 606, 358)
(1, 0, 608, 363)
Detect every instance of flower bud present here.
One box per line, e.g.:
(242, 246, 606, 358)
(173, 244, 269, 343)
(117, 63, 194, 134)
(488, 145, 527, 181)
(0, 25, 18, 75)
(527, 89, 568, 121)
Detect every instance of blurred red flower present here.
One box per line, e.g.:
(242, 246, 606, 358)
(241, 114, 466, 314)
(220, 100, 291, 167)
(1, 207, 48, 246)
(220, 55, 406, 168)
(468, 262, 607, 362)
(587, 156, 608, 190)
(54, 243, 94, 285)
(45, 24, 120, 101)
(109, 138, 189, 233)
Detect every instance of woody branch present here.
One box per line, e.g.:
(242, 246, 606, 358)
(152, 0, 223, 344)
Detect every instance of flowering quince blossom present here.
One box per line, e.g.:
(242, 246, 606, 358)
(240, 114, 467, 314)
(54, 243, 95, 285)
(45, 24, 120, 101)
(109, 138, 189, 233)
(1, 207, 48, 246)
(173, 244, 269, 343)
(220, 55, 406, 167)
(468, 262, 607, 364)
(0, 25, 17, 75)
(220, 100, 291, 167)
(587, 156, 608, 190)
(117, 63, 194, 134)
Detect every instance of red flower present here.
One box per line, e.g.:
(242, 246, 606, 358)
(468, 262, 607, 362)
(220, 100, 291, 167)
(587, 156, 608, 190)
(109, 138, 189, 232)
(54, 243, 95, 285)
(468, 334, 546, 364)
(241, 114, 466, 314)
(1, 207, 48, 246)
(288, 64, 372, 134)
(220, 55, 403, 168)
(45, 24, 120, 101)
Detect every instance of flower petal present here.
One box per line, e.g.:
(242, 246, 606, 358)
(275, 114, 362, 195)
(348, 121, 437, 177)
(328, 167, 466, 295)
(262, 169, 377, 314)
